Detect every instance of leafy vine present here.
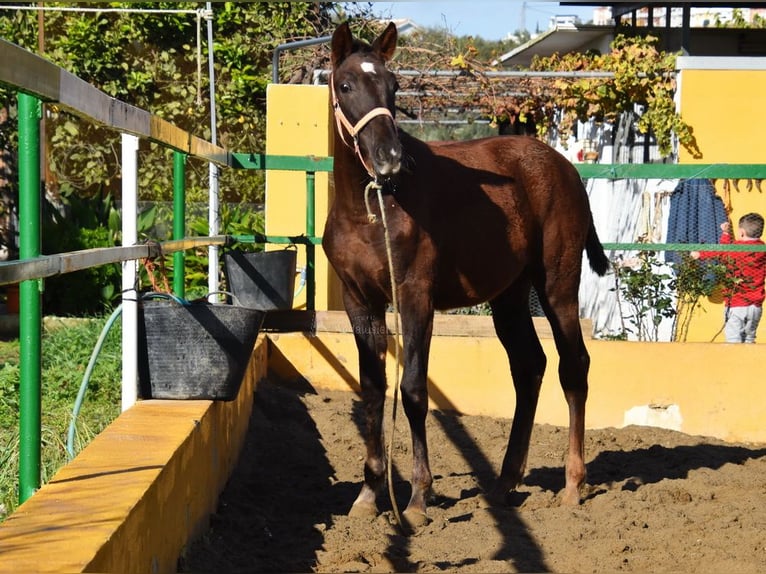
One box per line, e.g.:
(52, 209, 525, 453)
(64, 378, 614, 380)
(392, 30, 701, 158)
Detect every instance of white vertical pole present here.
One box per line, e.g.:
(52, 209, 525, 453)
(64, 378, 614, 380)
(121, 133, 139, 411)
(208, 163, 219, 299)
(206, 3, 220, 300)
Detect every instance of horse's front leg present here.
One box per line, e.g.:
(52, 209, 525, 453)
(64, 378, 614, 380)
(345, 297, 389, 518)
(397, 293, 435, 527)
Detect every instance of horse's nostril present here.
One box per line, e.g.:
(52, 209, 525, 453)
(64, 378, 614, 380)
(372, 141, 402, 177)
(376, 145, 400, 161)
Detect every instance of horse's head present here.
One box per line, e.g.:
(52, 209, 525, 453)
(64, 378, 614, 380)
(330, 22, 402, 180)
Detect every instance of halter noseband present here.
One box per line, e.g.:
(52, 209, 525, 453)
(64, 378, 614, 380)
(330, 73, 396, 179)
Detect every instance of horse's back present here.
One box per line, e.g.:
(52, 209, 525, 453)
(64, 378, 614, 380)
(424, 134, 582, 188)
(406, 133, 591, 228)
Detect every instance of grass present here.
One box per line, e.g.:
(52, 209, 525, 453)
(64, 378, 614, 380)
(0, 315, 122, 522)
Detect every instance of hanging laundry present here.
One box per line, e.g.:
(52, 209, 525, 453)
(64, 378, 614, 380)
(665, 178, 728, 266)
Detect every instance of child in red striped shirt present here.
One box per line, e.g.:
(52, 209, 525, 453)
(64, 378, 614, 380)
(691, 213, 766, 343)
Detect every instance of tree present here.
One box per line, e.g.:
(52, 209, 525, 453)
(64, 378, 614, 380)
(385, 28, 700, 159)
(528, 34, 700, 158)
(0, 2, 342, 206)
(0, 2, 364, 313)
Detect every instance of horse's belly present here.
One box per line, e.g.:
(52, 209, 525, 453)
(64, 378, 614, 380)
(433, 263, 520, 310)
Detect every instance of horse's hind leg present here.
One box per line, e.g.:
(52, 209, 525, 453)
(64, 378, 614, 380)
(486, 283, 547, 505)
(537, 274, 590, 506)
(344, 293, 389, 517)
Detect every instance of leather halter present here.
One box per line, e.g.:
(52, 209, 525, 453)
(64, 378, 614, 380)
(330, 73, 396, 179)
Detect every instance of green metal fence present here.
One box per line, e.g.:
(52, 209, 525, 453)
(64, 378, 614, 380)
(3, 34, 766, 508)
(0, 38, 333, 504)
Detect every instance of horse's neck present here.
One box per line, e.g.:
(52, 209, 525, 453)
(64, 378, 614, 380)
(332, 131, 375, 216)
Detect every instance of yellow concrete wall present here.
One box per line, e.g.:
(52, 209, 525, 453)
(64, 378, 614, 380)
(677, 61, 766, 341)
(262, 66, 766, 336)
(268, 329, 766, 444)
(265, 84, 343, 311)
(0, 337, 268, 574)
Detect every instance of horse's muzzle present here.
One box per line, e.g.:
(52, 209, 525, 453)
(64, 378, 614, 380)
(373, 143, 402, 178)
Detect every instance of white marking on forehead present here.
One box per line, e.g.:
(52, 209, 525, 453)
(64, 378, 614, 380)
(360, 61, 377, 74)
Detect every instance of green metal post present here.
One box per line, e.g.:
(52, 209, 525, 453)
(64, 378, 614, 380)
(173, 151, 186, 299)
(305, 171, 316, 310)
(17, 93, 42, 504)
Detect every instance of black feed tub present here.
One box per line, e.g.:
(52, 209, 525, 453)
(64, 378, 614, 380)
(138, 299, 264, 401)
(223, 248, 297, 310)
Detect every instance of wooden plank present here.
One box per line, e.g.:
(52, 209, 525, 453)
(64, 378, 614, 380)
(0, 245, 159, 286)
(58, 71, 113, 126)
(109, 99, 151, 140)
(161, 235, 229, 253)
(149, 114, 191, 154)
(262, 309, 593, 339)
(0, 38, 60, 101)
(189, 135, 230, 166)
(58, 246, 148, 275)
(0, 257, 59, 286)
(0, 38, 229, 167)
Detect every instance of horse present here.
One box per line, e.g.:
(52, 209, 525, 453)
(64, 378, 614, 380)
(322, 21, 609, 528)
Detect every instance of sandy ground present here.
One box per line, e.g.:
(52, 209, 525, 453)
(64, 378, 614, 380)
(180, 378, 766, 573)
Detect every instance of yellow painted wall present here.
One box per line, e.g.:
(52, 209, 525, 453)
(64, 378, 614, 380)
(265, 84, 343, 311)
(678, 63, 766, 341)
(264, 66, 766, 337)
(268, 330, 766, 444)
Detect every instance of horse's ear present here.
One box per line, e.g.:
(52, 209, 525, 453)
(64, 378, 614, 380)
(331, 21, 354, 68)
(372, 22, 398, 62)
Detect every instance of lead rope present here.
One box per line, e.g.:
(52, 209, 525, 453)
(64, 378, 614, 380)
(365, 180, 405, 530)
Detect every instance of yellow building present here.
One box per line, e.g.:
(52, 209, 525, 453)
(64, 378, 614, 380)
(677, 57, 766, 341)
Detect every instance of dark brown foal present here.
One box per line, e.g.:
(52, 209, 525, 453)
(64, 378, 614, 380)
(322, 21, 609, 528)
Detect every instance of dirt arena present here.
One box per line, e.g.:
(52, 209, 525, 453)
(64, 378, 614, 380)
(180, 378, 766, 573)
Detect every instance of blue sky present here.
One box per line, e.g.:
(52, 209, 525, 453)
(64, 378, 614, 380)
(375, 2, 596, 40)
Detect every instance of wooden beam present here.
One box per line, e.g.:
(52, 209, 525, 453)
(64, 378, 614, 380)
(262, 310, 593, 339)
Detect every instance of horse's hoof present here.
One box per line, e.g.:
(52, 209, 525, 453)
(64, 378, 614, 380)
(482, 487, 509, 508)
(402, 508, 431, 530)
(348, 500, 378, 518)
(560, 487, 582, 507)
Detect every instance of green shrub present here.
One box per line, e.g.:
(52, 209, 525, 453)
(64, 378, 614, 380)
(0, 316, 121, 521)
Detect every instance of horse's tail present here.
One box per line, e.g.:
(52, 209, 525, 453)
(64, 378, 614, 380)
(585, 220, 609, 276)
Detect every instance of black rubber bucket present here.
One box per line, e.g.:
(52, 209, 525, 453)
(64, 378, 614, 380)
(223, 249, 297, 310)
(138, 299, 265, 401)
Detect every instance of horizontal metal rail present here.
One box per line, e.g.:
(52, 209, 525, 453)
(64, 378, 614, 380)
(1, 160, 763, 287)
(2, 233, 762, 289)
(576, 163, 766, 179)
(602, 242, 766, 252)
(0, 236, 230, 286)
(233, 233, 322, 246)
(230, 152, 334, 172)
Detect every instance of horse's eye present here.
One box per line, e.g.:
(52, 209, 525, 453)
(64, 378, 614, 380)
(340, 82, 351, 93)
